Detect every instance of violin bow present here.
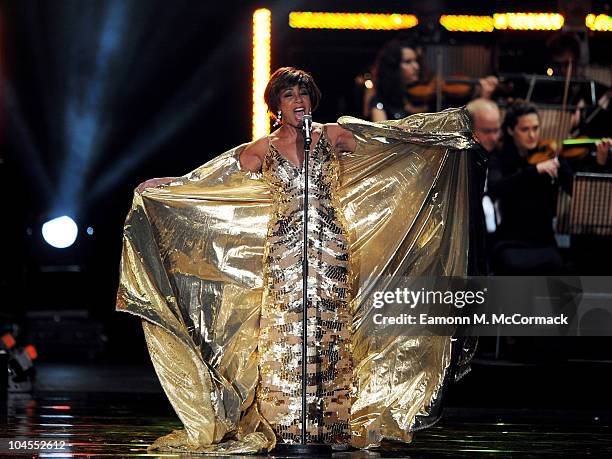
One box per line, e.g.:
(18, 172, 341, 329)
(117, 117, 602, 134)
(555, 58, 573, 160)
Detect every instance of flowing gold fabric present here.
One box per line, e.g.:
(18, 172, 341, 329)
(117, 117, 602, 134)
(116, 107, 482, 453)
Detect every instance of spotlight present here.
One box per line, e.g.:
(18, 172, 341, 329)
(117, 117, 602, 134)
(41, 216, 78, 249)
(8, 344, 38, 393)
(1, 334, 16, 351)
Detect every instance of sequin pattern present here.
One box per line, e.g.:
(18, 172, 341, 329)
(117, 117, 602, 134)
(258, 128, 352, 445)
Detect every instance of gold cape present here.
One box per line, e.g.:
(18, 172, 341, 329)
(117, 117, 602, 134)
(116, 107, 484, 454)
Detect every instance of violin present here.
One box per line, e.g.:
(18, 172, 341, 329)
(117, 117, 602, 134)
(560, 137, 604, 160)
(406, 74, 512, 104)
(527, 140, 558, 165)
(527, 138, 610, 165)
(406, 75, 473, 102)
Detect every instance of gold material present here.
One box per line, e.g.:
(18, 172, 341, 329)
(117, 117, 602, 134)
(116, 108, 479, 453)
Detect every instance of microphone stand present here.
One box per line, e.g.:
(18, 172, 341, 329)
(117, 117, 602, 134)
(275, 115, 337, 455)
(301, 114, 311, 446)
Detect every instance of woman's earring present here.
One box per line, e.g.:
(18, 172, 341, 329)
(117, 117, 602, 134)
(273, 110, 282, 127)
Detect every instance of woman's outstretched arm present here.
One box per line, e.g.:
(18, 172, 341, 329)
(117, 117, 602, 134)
(240, 136, 268, 172)
(326, 123, 357, 153)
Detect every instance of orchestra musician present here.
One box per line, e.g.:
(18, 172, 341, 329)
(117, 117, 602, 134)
(467, 98, 502, 154)
(369, 37, 426, 121)
(486, 100, 573, 275)
(369, 37, 500, 122)
(467, 98, 503, 247)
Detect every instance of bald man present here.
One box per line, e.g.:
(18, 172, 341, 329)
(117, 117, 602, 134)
(467, 98, 501, 153)
(466, 99, 502, 235)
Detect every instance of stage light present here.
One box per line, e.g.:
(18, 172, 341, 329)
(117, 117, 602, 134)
(41, 216, 78, 249)
(289, 12, 418, 30)
(439, 15, 494, 32)
(0, 334, 16, 350)
(586, 14, 612, 31)
(493, 13, 564, 31)
(8, 344, 38, 392)
(56, 0, 127, 215)
(252, 8, 271, 141)
(73, 0, 219, 200)
(364, 79, 373, 89)
(547, 68, 554, 76)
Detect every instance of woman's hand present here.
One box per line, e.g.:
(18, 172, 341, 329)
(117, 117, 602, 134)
(476, 76, 499, 99)
(595, 138, 612, 167)
(135, 177, 175, 193)
(370, 106, 389, 122)
(535, 158, 560, 178)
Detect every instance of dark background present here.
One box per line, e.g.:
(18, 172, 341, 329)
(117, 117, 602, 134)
(0, 0, 611, 363)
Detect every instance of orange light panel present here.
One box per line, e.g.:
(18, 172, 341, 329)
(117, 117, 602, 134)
(494, 13, 564, 30)
(289, 12, 418, 30)
(439, 15, 494, 32)
(252, 9, 271, 140)
(586, 14, 612, 31)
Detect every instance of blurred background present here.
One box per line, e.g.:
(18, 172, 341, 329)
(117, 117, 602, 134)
(0, 0, 611, 366)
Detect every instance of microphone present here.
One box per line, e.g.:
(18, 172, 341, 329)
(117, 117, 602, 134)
(302, 113, 312, 145)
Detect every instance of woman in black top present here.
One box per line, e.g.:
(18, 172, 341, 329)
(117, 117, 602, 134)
(487, 100, 573, 274)
(369, 38, 426, 121)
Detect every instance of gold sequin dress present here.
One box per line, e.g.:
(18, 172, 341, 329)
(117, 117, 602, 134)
(116, 108, 483, 454)
(258, 129, 352, 444)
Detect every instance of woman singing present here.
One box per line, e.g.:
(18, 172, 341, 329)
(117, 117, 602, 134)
(118, 67, 484, 453)
(240, 68, 356, 446)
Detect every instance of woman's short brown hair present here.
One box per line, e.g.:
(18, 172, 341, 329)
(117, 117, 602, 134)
(264, 67, 321, 117)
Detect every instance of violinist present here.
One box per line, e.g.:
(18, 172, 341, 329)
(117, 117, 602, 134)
(487, 100, 573, 275)
(369, 37, 501, 122)
(369, 37, 425, 121)
(544, 32, 611, 144)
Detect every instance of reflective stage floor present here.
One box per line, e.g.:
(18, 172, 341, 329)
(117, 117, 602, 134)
(1, 359, 611, 458)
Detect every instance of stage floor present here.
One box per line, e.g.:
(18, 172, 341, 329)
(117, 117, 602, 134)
(1, 361, 611, 457)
